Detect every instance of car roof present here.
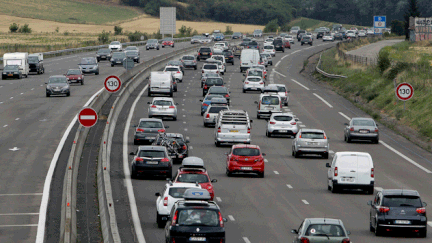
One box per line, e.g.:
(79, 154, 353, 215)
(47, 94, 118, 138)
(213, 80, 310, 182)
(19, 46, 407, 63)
(300, 128, 324, 133)
(139, 118, 163, 122)
(232, 144, 260, 149)
(351, 117, 374, 121)
(268, 83, 286, 88)
(50, 75, 66, 78)
(306, 218, 343, 225)
(381, 189, 420, 196)
(271, 112, 293, 117)
(138, 145, 166, 151)
(152, 97, 174, 101)
(335, 151, 371, 157)
(182, 157, 205, 168)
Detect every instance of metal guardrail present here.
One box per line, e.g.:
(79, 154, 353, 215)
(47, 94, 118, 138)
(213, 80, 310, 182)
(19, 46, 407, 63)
(315, 51, 347, 79)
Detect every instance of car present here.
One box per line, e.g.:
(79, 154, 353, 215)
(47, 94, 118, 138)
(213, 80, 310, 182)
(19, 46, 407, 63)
(108, 41, 122, 51)
(264, 38, 273, 45)
(367, 28, 375, 36)
(279, 33, 288, 38)
(162, 37, 174, 48)
(207, 86, 230, 105)
(203, 99, 229, 127)
(261, 85, 279, 95)
(259, 54, 268, 67)
(166, 60, 185, 74)
(130, 145, 173, 179)
(292, 129, 329, 159)
(45, 75, 70, 97)
(232, 32, 242, 39)
(334, 32, 344, 40)
(155, 182, 201, 228)
(233, 45, 243, 57)
(339, 31, 347, 39)
(124, 46, 139, 52)
(212, 48, 224, 56)
(133, 118, 168, 145)
(65, 69, 84, 85)
(125, 50, 140, 63)
(200, 72, 221, 88)
(254, 94, 282, 119)
(368, 189, 427, 237)
(301, 36, 313, 46)
(199, 94, 224, 115)
(240, 40, 250, 47)
(284, 40, 291, 49)
(253, 29, 263, 37)
(244, 68, 265, 82)
(172, 157, 218, 200)
(202, 77, 224, 96)
(344, 117, 379, 143)
(266, 84, 289, 106)
(246, 40, 259, 49)
(322, 33, 334, 42)
(197, 47, 213, 61)
(251, 65, 267, 79)
(201, 63, 220, 76)
(180, 55, 197, 70)
(297, 30, 306, 41)
(214, 33, 225, 41)
(164, 65, 183, 83)
(2, 65, 22, 79)
(146, 39, 160, 50)
(147, 97, 178, 120)
(110, 52, 126, 67)
(317, 31, 326, 39)
(273, 38, 285, 52)
(222, 50, 234, 65)
(96, 48, 112, 62)
(290, 26, 300, 35)
(286, 35, 295, 44)
(266, 113, 299, 137)
(262, 45, 276, 56)
(153, 133, 190, 161)
(214, 110, 252, 146)
(210, 56, 226, 73)
(78, 57, 99, 75)
(213, 42, 227, 51)
(358, 30, 367, 37)
(346, 30, 356, 38)
(291, 218, 351, 243)
(190, 35, 202, 44)
(164, 188, 226, 242)
(262, 53, 273, 65)
(226, 144, 265, 177)
(350, 27, 359, 34)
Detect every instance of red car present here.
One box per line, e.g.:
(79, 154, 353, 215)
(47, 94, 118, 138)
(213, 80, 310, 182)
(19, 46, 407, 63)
(284, 40, 291, 49)
(226, 144, 266, 178)
(65, 69, 84, 85)
(173, 163, 217, 200)
(162, 37, 175, 48)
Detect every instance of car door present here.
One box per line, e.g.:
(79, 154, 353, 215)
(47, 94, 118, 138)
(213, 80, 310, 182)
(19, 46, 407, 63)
(371, 192, 382, 227)
(293, 221, 304, 243)
(328, 155, 337, 181)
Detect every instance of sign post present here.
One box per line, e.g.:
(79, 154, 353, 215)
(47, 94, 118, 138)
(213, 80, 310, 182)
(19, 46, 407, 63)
(395, 82, 414, 110)
(78, 108, 98, 128)
(373, 16, 386, 35)
(104, 75, 121, 93)
(160, 7, 176, 39)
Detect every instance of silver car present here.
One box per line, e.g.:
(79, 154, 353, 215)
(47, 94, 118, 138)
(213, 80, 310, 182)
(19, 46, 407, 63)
(260, 54, 268, 67)
(203, 104, 229, 127)
(45, 75, 70, 97)
(146, 39, 160, 50)
(267, 84, 289, 106)
(148, 97, 178, 120)
(291, 218, 351, 243)
(243, 76, 265, 93)
(344, 117, 379, 143)
(292, 129, 330, 159)
(266, 113, 299, 137)
(262, 53, 273, 65)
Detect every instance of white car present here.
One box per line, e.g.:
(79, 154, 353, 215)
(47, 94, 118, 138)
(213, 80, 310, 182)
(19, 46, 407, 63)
(286, 35, 295, 44)
(251, 64, 267, 80)
(367, 28, 374, 35)
(155, 182, 202, 228)
(243, 76, 265, 92)
(358, 30, 367, 37)
(262, 53, 273, 65)
(148, 97, 178, 120)
(267, 83, 289, 106)
(211, 55, 227, 73)
(213, 43, 227, 51)
(260, 54, 269, 67)
(264, 39, 273, 45)
(202, 63, 220, 75)
(164, 65, 183, 82)
(203, 102, 229, 127)
(346, 30, 356, 38)
(109, 41, 122, 51)
(322, 33, 334, 42)
(266, 113, 299, 137)
(262, 45, 276, 56)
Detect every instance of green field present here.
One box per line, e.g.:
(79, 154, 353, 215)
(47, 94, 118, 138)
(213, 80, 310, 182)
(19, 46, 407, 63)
(0, 0, 142, 24)
(286, 17, 368, 32)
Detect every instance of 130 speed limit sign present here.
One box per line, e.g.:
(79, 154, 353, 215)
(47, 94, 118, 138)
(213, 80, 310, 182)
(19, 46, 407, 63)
(395, 82, 414, 101)
(104, 76, 121, 93)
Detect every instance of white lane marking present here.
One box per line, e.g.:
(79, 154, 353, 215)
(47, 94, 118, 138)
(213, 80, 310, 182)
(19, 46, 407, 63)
(189, 146, 193, 150)
(79, 115, 95, 120)
(183, 115, 186, 117)
(0, 213, 39, 216)
(20, 93, 24, 95)
(10, 97, 13, 99)
(3, 125, 8, 127)
(275, 60, 281, 67)
(297, 121, 302, 124)
(243, 237, 251, 243)
(183, 121, 186, 124)
(0, 102, 3, 104)
(264, 159, 268, 163)
(274, 171, 279, 175)
(216, 197, 222, 202)
(274, 70, 286, 77)
(299, 125, 306, 127)
(31, 88, 35, 90)
(123, 84, 148, 243)
(313, 93, 333, 108)
(15, 118, 20, 120)
(184, 128, 188, 131)
(428, 221, 432, 228)
(182, 109, 185, 111)
(0, 193, 42, 196)
(379, 141, 432, 173)
(375, 187, 383, 192)
(0, 224, 38, 227)
(302, 200, 309, 205)
(291, 79, 310, 90)
(287, 184, 293, 189)
(338, 112, 351, 121)
(36, 86, 105, 242)
(228, 215, 235, 221)
(329, 150, 335, 154)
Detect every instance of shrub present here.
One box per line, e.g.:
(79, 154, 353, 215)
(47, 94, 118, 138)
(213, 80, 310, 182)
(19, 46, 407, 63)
(386, 62, 410, 80)
(114, 26, 123, 35)
(18, 24, 32, 33)
(377, 50, 391, 74)
(192, 30, 198, 36)
(55, 27, 59, 33)
(224, 26, 233, 35)
(264, 19, 279, 33)
(128, 31, 148, 42)
(9, 23, 19, 33)
(383, 32, 390, 37)
(63, 31, 69, 36)
(98, 30, 110, 43)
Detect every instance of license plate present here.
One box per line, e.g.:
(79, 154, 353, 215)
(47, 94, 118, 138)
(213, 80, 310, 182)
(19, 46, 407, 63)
(147, 137, 156, 139)
(117, 61, 121, 63)
(230, 130, 239, 133)
(342, 178, 354, 182)
(189, 237, 206, 241)
(307, 142, 318, 145)
(101, 56, 106, 58)
(266, 107, 274, 110)
(161, 108, 167, 111)
(359, 130, 369, 133)
(203, 53, 208, 55)
(395, 220, 410, 224)
(241, 167, 253, 170)
(251, 87, 257, 90)
(146, 161, 158, 164)
(279, 130, 287, 133)
(8, 74, 13, 76)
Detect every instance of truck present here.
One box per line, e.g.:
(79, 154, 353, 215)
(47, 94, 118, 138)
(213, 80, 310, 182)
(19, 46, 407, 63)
(3, 52, 29, 77)
(28, 53, 44, 74)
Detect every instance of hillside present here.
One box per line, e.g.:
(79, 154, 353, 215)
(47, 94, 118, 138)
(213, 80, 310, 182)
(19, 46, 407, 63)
(286, 17, 367, 32)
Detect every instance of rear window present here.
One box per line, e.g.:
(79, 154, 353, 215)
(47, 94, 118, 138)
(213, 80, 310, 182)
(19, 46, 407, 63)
(301, 132, 324, 139)
(213, 56, 224, 61)
(182, 56, 194, 60)
(232, 148, 260, 156)
(264, 45, 274, 49)
(249, 41, 258, 46)
(205, 78, 223, 86)
(305, 224, 346, 237)
(80, 58, 97, 64)
(177, 173, 209, 183)
(303, 37, 311, 40)
(209, 106, 228, 113)
(139, 121, 163, 128)
(177, 209, 219, 227)
(382, 196, 422, 207)
(261, 96, 279, 105)
(138, 150, 165, 158)
(200, 48, 211, 52)
(274, 116, 292, 121)
(168, 188, 190, 198)
(67, 70, 81, 75)
(204, 64, 218, 70)
(352, 119, 375, 126)
(204, 95, 223, 101)
(209, 87, 226, 93)
(165, 67, 179, 72)
(153, 100, 172, 106)
(277, 86, 286, 92)
(247, 78, 261, 82)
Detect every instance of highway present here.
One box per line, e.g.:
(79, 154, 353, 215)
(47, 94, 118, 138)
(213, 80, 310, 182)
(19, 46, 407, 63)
(0, 41, 195, 243)
(108, 39, 432, 243)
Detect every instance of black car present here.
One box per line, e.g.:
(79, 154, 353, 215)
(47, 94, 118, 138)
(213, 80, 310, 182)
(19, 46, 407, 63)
(96, 48, 112, 62)
(272, 39, 284, 52)
(301, 36, 313, 46)
(164, 188, 227, 243)
(317, 31, 325, 39)
(125, 50, 140, 63)
(2, 65, 22, 79)
(247, 41, 259, 49)
(181, 55, 197, 70)
(297, 30, 306, 41)
(203, 78, 224, 96)
(130, 146, 173, 179)
(153, 133, 190, 162)
(197, 47, 212, 61)
(222, 50, 234, 65)
(111, 52, 126, 67)
(232, 32, 242, 39)
(368, 189, 427, 237)
(133, 118, 169, 145)
(334, 32, 344, 40)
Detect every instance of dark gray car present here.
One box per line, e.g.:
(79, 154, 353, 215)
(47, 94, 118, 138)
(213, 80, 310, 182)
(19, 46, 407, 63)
(180, 55, 197, 70)
(130, 146, 172, 179)
(291, 218, 351, 243)
(301, 36, 313, 46)
(96, 48, 112, 62)
(2, 65, 22, 80)
(111, 52, 126, 67)
(133, 118, 169, 145)
(78, 57, 99, 75)
(344, 117, 379, 143)
(46, 75, 70, 97)
(146, 39, 160, 50)
(207, 86, 230, 105)
(125, 50, 140, 63)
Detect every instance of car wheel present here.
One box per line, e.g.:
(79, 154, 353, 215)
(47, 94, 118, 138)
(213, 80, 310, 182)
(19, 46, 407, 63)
(419, 228, 427, 238)
(215, 141, 221, 147)
(328, 180, 331, 191)
(162, 46, 165, 48)
(347, 136, 352, 143)
(81, 80, 84, 85)
(369, 221, 375, 232)
(257, 114, 261, 119)
(157, 212, 165, 228)
(366, 187, 374, 195)
(172, 45, 175, 48)
(157, 48, 159, 50)
(66, 92, 70, 97)
(133, 140, 138, 145)
(374, 224, 382, 236)
(258, 172, 264, 178)
(169, 92, 173, 97)
(197, 57, 200, 61)
(148, 90, 151, 97)
(46, 93, 50, 97)
(373, 138, 379, 144)
(292, 148, 295, 156)
(111, 64, 114, 67)
(294, 150, 300, 158)
(266, 131, 271, 137)
(226, 168, 232, 177)
(194, 66, 197, 70)
(131, 168, 137, 179)
(173, 117, 177, 121)
(167, 168, 172, 179)
(232, 62, 234, 65)
(331, 184, 339, 193)
(323, 153, 329, 159)
(203, 123, 207, 127)
(301, 43, 303, 46)
(202, 92, 205, 97)
(242, 89, 245, 93)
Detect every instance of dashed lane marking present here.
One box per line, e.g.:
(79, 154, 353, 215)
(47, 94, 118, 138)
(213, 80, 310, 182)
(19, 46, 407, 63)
(338, 112, 351, 121)
(0, 224, 38, 227)
(15, 118, 19, 120)
(375, 187, 383, 192)
(274, 171, 279, 175)
(287, 184, 293, 189)
(243, 237, 251, 243)
(264, 159, 268, 163)
(274, 70, 286, 77)
(228, 215, 235, 221)
(216, 197, 222, 202)
(0, 213, 39, 216)
(291, 79, 310, 90)
(313, 93, 333, 108)
(302, 200, 309, 205)
(0, 193, 43, 196)
(299, 125, 306, 127)
(428, 221, 432, 228)
(3, 125, 8, 127)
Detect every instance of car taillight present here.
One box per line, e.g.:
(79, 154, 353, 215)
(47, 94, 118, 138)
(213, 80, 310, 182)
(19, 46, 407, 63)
(245, 81, 249, 84)
(203, 103, 209, 107)
(290, 122, 296, 125)
(210, 52, 213, 55)
(416, 207, 426, 214)
(218, 212, 224, 227)
(375, 128, 379, 132)
(207, 185, 212, 190)
(342, 239, 350, 243)
(206, 114, 210, 118)
(216, 71, 219, 73)
(371, 168, 374, 178)
(334, 167, 338, 176)
(247, 128, 250, 133)
(280, 103, 282, 108)
(171, 210, 178, 225)
(169, 106, 175, 108)
(270, 121, 276, 124)
(177, 71, 181, 74)
(224, 94, 229, 97)
(273, 50, 275, 52)
(202, 70, 204, 73)
(230, 56, 233, 58)
(163, 196, 168, 206)
(158, 129, 166, 133)
(300, 237, 309, 243)
(378, 206, 390, 213)
(218, 127, 221, 133)
(204, 85, 208, 89)
(160, 158, 170, 162)
(198, 53, 201, 55)
(285, 91, 288, 96)
(350, 127, 354, 131)
(151, 105, 157, 108)
(135, 157, 144, 162)
(136, 128, 144, 132)
(182, 145, 187, 150)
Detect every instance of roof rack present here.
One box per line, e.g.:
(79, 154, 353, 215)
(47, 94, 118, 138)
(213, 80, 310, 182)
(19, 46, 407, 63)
(183, 188, 211, 201)
(182, 157, 205, 168)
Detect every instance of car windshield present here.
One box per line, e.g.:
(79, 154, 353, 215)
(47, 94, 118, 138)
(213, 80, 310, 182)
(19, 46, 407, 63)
(204, 73, 219, 78)
(205, 95, 223, 101)
(177, 209, 219, 227)
(209, 87, 226, 93)
(204, 64, 217, 70)
(209, 106, 228, 113)
(205, 78, 223, 86)
(352, 119, 375, 126)
(28, 56, 39, 63)
(148, 39, 158, 44)
(139, 121, 163, 128)
(3, 66, 18, 71)
(305, 224, 346, 237)
(261, 96, 279, 105)
(247, 78, 261, 82)
(177, 173, 209, 183)
(301, 132, 325, 139)
(165, 67, 179, 72)
(153, 100, 172, 106)
(112, 53, 125, 58)
(248, 70, 263, 76)
(80, 58, 96, 64)
(182, 56, 194, 60)
(276, 86, 286, 92)
(248, 41, 258, 46)
(49, 77, 67, 84)
(382, 196, 422, 207)
(168, 188, 192, 198)
(168, 61, 181, 65)
(200, 48, 211, 52)
(233, 32, 241, 35)
(233, 148, 260, 156)
(110, 41, 120, 45)
(273, 116, 292, 121)
(98, 49, 110, 54)
(264, 46, 274, 49)
(138, 150, 165, 158)
(213, 56, 223, 61)
(67, 70, 81, 75)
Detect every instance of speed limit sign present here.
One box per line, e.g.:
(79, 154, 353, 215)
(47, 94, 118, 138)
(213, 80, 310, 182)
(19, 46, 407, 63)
(104, 75, 121, 93)
(395, 82, 414, 101)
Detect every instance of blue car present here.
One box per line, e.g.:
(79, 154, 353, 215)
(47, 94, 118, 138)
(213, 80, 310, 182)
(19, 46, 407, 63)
(199, 94, 224, 115)
(214, 34, 224, 41)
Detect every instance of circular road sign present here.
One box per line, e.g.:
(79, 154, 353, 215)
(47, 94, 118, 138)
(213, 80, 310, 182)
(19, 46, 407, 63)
(395, 82, 414, 101)
(78, 107, 98, 128)
(104, 75, 121, 93)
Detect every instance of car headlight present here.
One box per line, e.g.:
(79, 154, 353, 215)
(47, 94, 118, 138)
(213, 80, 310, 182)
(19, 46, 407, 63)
(14, 72, 19, 74)
(110, 58, 114, 61)
(2, 72, 5, 74)
(96, 54, 100, 57)
(62, 86, 69, 91)
(78, 77, 82, 80)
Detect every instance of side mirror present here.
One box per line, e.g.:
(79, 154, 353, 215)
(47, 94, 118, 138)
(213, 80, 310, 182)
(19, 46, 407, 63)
(327, 137, 330, 140)
(326, 163, 331, 168)
(367, 201, 372, 205)
(147, 102, 151, 104)
(344, 123, 349, 126)
(185, 140, 190, 143)
(288, 90, 291, 93)
(423, 202, 427, 206)
(295, 118, 299, 121)
(347, 231, 351, 235)
(291, 229, 298, 234)
(199, 100, 203, 102)
(155, 192, 161, 197)
(132, 125, 137, 127)
(262, 153, 266, 156)
(243, 74, 245, 76)
(175, 103, 179, 105)
(162, 216, 170, 221)
(130, 152, 135, 155)
(223, 218, 227, 222)
(165, 126, 169, 128)
(211, 179, 217, 183)
(254, 101, 258, 104)
(224, 152, 229, 155)
(44, 82, 48, 84)
(250, 120, 253, 123)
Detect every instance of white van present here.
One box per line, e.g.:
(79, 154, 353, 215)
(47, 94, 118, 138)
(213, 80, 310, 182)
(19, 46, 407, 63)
(148, 71, 174, 97)
(254, 94, 282, 119)
(240, 49, 260, 72)
(3, 52, 29, 77)
(214, 110, 252, 147)
(326, 152, 374, 194)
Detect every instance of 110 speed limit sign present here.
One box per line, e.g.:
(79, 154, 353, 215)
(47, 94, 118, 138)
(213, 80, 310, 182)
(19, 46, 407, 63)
(395, 82, 414, 101)
(104, 75, 121, 93)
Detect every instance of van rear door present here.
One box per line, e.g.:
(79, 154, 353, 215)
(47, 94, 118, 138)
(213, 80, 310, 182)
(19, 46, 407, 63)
(220, 123, 249, 141)
(337, 154, 358, 184)
(356, 155, 372, 185)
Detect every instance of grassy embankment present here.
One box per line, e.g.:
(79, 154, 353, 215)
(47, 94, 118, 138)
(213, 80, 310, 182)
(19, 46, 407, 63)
(317, 40, 432, 149)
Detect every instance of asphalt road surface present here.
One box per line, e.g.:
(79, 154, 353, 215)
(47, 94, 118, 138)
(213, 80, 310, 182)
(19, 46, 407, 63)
(0, 41, 196, 243)
(109, 39, 432, 243)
